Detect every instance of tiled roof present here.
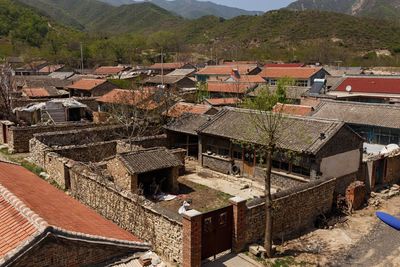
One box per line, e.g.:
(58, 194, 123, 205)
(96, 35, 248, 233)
(273, 103, 314, 116)
(223, 61, 258, 65)
(333, 76, 400, 94)
(97, 88, 159, 110)
(196, 65, 259, 76)
(149, 62, 185, 70)
(0, 161, 142, 243)
(21, 87, 68, 98)
(260, 67, 323, 79)
(227, 75, 266, 83)
(94, 66, 126, 75)
(165, 113, 211, 135)
(204, 98, 240, 106)
(264, 63, 305, 68)
(143, 75, 190, 85)
(311, 100, 400, 129)
(207, 82, 255, 94)
(37, 64, 64, 73)
(0, 195, 38, 258)
(164, 102, 211, 118)
(119, 148, 183, 175)
(198, 107, 345, 154)
(249, 85, 309, 100)
(14, 76, 72, 88)
(166, 69, 196, 76)
(67, 79, 107, 91)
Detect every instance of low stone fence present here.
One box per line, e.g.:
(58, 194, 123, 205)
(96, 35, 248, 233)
(8, 122, 98, 153)
(69, 164, 183, 264)
(245, 177, 337, 245)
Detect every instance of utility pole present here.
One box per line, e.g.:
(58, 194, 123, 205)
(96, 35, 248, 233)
(161, 48, 164, 87)
(80, 42, 84, 74)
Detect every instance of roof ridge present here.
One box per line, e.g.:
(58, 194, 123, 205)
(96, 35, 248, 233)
(320, 99, 400, 109)
(0, 184, 48, 231)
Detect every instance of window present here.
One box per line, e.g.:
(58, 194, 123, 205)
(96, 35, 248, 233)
(292, 164, 311, 177)
(233, 150, 242, 160)
(270, 79, 277, 86)
(272, 160, 290, 172)
(295, 80, 308, 87)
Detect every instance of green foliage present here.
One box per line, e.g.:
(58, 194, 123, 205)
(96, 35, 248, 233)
(195, 82, 210, 103)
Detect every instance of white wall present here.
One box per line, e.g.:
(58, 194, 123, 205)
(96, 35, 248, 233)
(320, 149, 360, 178)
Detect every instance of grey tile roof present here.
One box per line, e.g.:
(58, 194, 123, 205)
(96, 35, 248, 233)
(166, 68, 196, 76)
(197, 107, 345, 154)
(14, 76, 72, 88)
(164, 113, 212, 135)
(119, 148, 183, 175)
(143, 75, 189, 85)
(311, 100, 400, 129)
(249, 85, 309, 100)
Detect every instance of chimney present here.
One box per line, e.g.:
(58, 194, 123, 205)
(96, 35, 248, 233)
(231, 68, 240, 79)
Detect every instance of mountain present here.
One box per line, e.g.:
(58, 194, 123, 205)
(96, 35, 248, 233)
(99, 0, 263, 19)
(287, 0, 400, 21)
(16, 0, 182, 33)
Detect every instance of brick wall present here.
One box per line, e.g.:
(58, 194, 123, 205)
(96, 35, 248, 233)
(68, 164, 183, 264)
(8, 123, 97, 153)
(12, 233, 133, 267)
(245, 177, 336, 244)
(254, 167, 307, 190)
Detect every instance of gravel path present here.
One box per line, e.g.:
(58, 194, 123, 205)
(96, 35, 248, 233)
(334, 213, 400, 266)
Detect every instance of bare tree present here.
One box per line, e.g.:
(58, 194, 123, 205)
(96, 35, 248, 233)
(102, 84, 170, 151)
(0, 63, 15, 120)
(241, 78, 292, 257)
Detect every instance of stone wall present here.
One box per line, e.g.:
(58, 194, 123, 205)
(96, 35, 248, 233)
(53, 141, 117, 162)
(254, 167, 308, 190)
(8, 122, 97, 153)
(68, 164, 183, 264)
(11, 233, 135, 267)
(245, 177, 336, 244)
(116, 135, 168, 153)
(202, 154, 233, 174)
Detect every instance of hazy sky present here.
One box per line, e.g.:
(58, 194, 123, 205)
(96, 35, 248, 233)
(198, 0, 296, 11)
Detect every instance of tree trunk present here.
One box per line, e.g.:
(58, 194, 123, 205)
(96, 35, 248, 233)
(264, 148, 274, 258)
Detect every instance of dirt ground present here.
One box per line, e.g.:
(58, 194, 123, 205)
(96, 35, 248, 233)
(156, 178, 232, 214)
(265, 195, 400, 266)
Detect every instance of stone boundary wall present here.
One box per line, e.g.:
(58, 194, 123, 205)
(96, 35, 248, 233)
(116, 135, 168, 153)
(33, 125, 125, 147)
(245, 177, 337, 245)
(68, 164, 183, 264)
(8, 122, 98, 153)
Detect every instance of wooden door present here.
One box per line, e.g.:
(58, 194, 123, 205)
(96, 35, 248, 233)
(243, 149, 255, 177)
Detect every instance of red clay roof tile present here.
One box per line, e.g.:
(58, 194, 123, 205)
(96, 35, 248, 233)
(94, 66, 126, 75)
(335, 77, 400, 94)
(260, 67, 322, 79)
(0, 162, 140, 243)
(67, 79, 107, 91)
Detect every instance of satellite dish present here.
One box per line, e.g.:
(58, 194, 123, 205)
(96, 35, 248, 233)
(345, 85, 352, 93)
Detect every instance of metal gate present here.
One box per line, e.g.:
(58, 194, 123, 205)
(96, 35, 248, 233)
(201, 205, 233, 260)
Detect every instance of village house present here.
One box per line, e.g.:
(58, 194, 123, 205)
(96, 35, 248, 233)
(96, 88, 166, 122)
(148, 62, 195, 75)
(163, 101, 216, 118)
(206, 81, 258, 98)
(260, 67, 329, 87)
(20, 87, 69, 99)
(14, 75, 72, 90)
(14, 61, 49, 76)
(326, 76, 400, 104)
(166, 107, 363, 192)
(0, 161, 149, 267)
(36, 64, 65, 75)
(142, 75, 196, 91)
(264, 63, 305, 68)
(94, 66, 128, 78)
(67, 79, 117, 97)
(361, 144, 400, 191)
(48, 71, 75, 80)
(106, 148, 183, 195)
(13, 99, 89, 125)
(203, 97, 241, 107)
(311, 100, 400, 146)
(195, 64, 262, 82)
(165, 113, 212, 157)
(272, 103, 314, 116)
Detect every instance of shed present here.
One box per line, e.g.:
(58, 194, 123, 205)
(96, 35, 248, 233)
(107, 148, 183, 195)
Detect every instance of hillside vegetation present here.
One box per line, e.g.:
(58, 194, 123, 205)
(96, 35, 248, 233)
(2, 0, 400, 67)
(17, 0, 182, 33)
(287, 0, 400, 21)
